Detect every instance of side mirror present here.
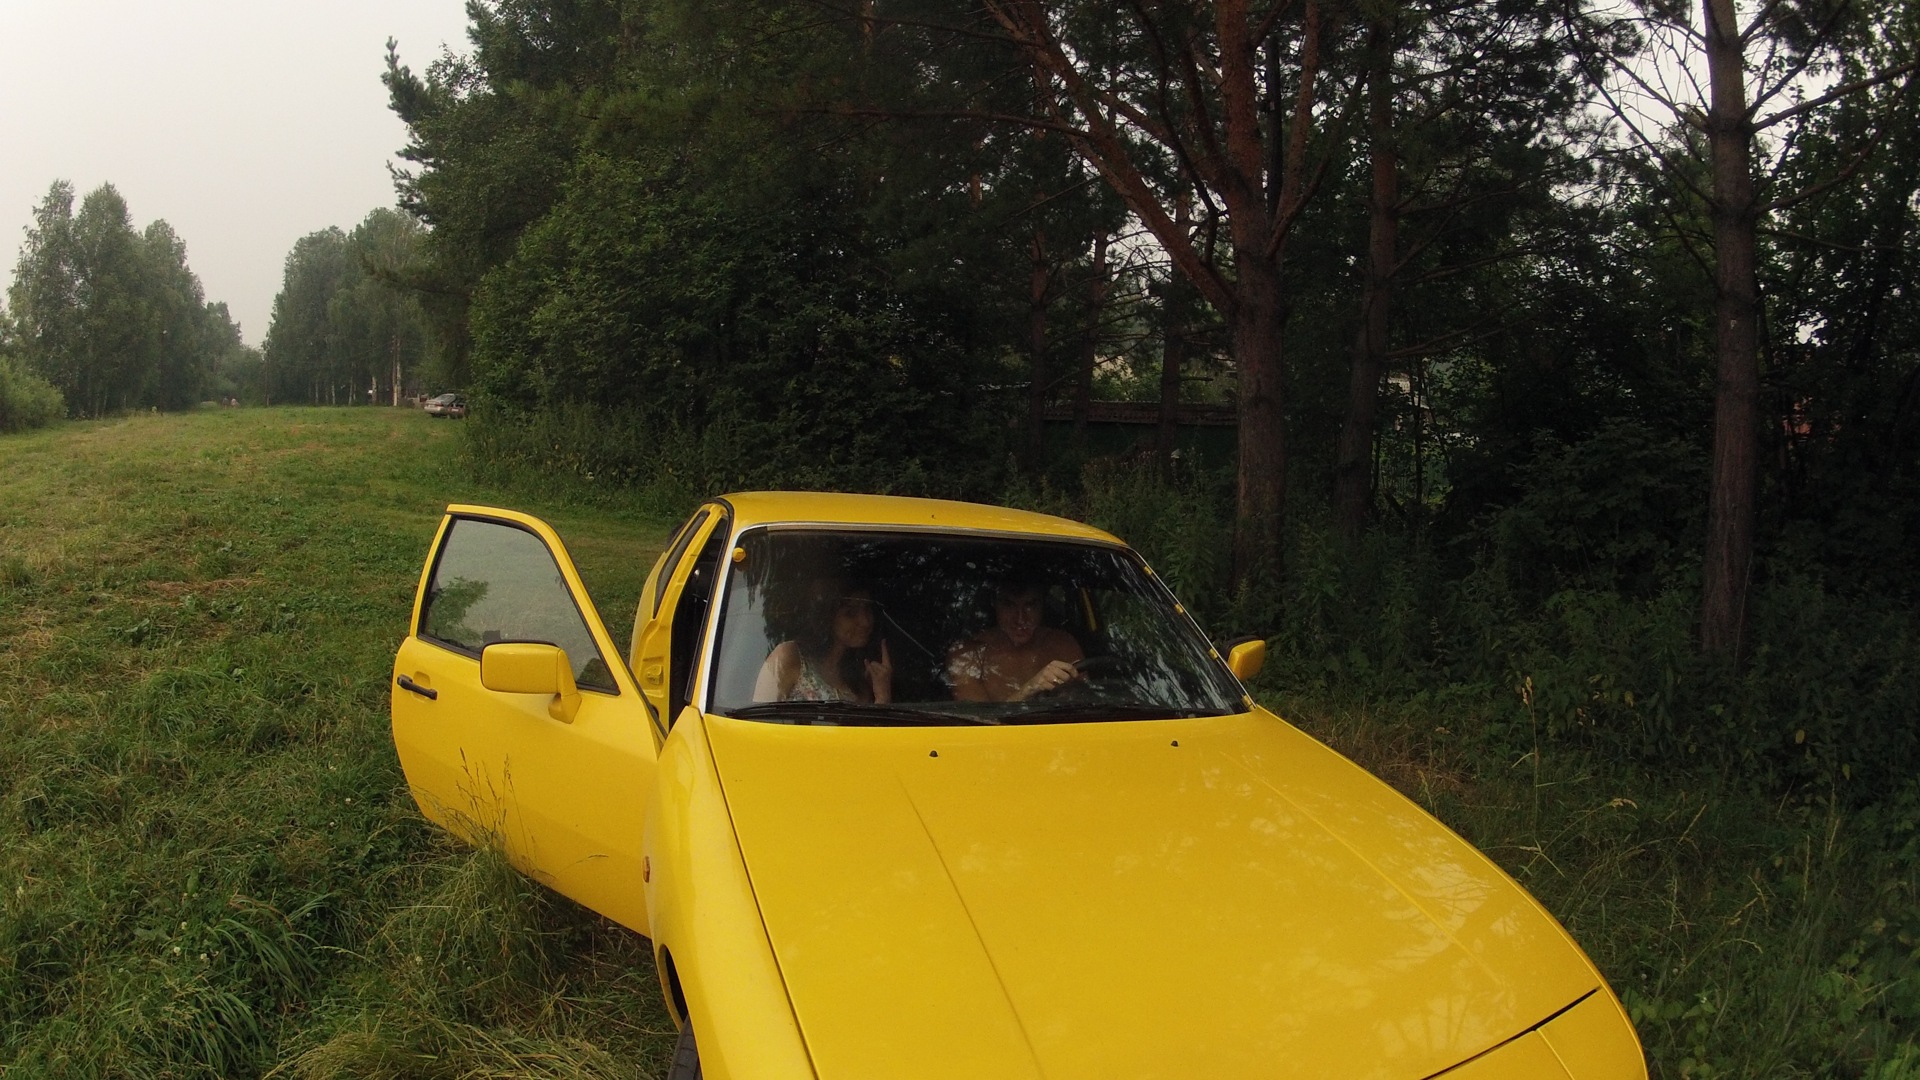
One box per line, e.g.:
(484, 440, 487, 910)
(480, 641, 581, 723)
(1221, 636, 1267, 681)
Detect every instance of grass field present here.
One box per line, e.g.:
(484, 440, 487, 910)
(0, 408, 680, 1077)
(2, 407, 1916, 1078)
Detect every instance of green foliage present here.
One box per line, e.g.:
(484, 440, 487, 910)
(262, 209, 433, 406)
(0, 356, 64, 434)
(1473, 420, 1706, 596)
(463, 147, 1004, 495)
(381, 0, 1129, 492)
(1042, 453, 1920, 803)
(4, 181, 237, 417)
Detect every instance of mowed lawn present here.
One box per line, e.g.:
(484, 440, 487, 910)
(0, 408, 681, 1077)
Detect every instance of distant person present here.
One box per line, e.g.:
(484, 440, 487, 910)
(753, 581, 893, 703)
(948, 579, 1083, 701)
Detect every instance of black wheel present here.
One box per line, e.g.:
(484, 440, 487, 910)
(667, 1023, 702, 1080)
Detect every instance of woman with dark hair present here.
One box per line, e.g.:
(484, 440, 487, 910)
(751, 581, 894, 703)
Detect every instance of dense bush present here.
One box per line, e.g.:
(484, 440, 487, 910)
(1039, 455, 1920, 804)
(465, 151, 1008, 501)
(0, 357, 64, 433)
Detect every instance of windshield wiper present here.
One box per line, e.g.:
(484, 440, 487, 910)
(723, 701, 997, 726)
(1004, 702, 1230, 724)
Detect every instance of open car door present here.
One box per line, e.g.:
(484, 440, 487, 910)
(631, 503, 730, 730)
(391, 505, 658, 932)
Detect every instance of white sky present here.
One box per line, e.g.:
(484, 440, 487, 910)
(1, 1, 474, 346)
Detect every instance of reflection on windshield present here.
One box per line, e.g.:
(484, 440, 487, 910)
(707, 529, 1244, 725)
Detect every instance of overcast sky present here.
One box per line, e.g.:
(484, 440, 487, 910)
(1, 1, 474, 346)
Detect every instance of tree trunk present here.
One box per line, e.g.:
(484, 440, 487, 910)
(1700, 0, 1761, 660)
(1335, 19, 1398, 543)
(1232, 253, 1288, 589)
(1158, 198, 1194, 478)
(1026, 226, 1051, 471)
(1157, 292, 1187, 480)
(1073, 231, 1109, 452)
(983, 0, 1332, 594)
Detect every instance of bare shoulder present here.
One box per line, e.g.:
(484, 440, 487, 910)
(761, 640, 803, 677)
(948, 630, 992, 660)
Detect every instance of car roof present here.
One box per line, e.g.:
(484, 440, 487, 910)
(716, 491, 1123, 545)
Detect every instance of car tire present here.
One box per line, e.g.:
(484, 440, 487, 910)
(667, 1024, 701, 1080)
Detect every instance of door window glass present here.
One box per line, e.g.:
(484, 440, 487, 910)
(653, 509, 712, 618)
(668, 523, 730, 720)
(420, 518, 618, 692)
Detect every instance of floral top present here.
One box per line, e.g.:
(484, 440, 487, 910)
(787, 654, 853, 702)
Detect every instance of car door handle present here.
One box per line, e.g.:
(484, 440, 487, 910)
(396, 674, 438, 700)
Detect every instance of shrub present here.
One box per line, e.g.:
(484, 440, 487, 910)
(1048, 453, 1920, 802)
(0, 357, 65, 433)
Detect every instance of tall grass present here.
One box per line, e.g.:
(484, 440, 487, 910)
(1301, 692, 1920, 1079)
(0, 408, 676, 1076)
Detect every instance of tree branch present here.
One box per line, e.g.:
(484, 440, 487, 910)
(1764, 137, 1879, 214)
(1754, 60, 1920, 131)
(1249, 0, 1303, 50)
(1399, 245, 1545, 289)
(1385, 312, 1508, 361)
(810, 104, 1092, 138)
(1739, 0, 1788, 47)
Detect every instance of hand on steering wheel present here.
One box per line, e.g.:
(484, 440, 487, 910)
(1020, 659, 1081, 699)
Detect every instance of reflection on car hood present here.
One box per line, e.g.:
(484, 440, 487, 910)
(704, 710, 1605, 1080)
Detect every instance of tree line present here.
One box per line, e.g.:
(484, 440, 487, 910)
(2, 181, 255, 421)
(378, 0, 1918, 669)
(257, 208, 436, 407)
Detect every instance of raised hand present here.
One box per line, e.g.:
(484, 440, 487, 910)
(866, 639, 894, 704)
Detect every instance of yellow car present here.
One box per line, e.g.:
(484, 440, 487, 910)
(390, 492, 1646, 1080)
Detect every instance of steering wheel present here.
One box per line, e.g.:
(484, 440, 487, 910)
(1072, 654, 1128, 680)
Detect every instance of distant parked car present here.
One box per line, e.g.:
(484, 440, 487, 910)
(424, 393, 467, 419)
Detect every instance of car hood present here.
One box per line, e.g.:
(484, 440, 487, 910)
(703, 710, 1604, 1080)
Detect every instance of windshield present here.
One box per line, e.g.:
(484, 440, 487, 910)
(707, 528, 1245, 725)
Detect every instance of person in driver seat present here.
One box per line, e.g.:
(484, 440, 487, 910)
(947, 578, 1084, 702)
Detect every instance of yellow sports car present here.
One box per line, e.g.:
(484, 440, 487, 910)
(390, 492, 1646, 1080)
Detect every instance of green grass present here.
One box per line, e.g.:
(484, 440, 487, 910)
(0, 408, 682, 1077)
(2, 408, 1915, 1077)
(1279, 691, 1920, 1080)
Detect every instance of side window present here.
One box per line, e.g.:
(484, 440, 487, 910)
(654, 509, 712, 619)
(668, 522, 730, 719)
(420, 518, 618, 692)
